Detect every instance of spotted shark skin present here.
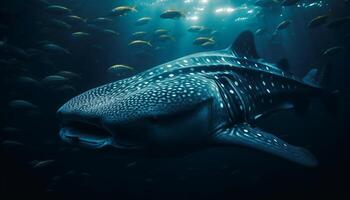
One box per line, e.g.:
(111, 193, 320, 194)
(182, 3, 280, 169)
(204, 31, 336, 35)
(57, 31, 321, 167)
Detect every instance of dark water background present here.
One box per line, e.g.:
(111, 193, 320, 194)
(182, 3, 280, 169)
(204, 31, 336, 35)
(0, 0, 348, 199)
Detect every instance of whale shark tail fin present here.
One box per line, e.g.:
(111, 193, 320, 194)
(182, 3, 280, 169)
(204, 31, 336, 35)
(213, 123, 318, 167)
(230, 31, 259, 60)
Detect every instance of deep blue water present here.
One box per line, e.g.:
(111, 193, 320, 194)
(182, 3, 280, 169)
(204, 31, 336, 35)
(0, 0, 348, 199)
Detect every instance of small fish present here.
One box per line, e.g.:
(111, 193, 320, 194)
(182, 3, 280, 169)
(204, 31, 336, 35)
(322, 46, 344, 56)
(56, 85, 76, 93)
(108, 64, 135, 77)
(128, 40, 152, 48)
(42, 75, 69, 86)
(5, 45, 29, 60)
(9, 100, 38, 110)
(111, 6, 137, 16)
(193, 37, 215, 46)
(158, 34, 176, 42)
(276, 20, 291, 31)
(56, 71, 81, 81)
(33, 160, 55, 168)
(72, 32, 91, 39)
(16, 76, 40, 87)
(101, 29, 120, 37)
(45, 5, 72, 15)
(327, 16, 350, 29)
(0, 39, 29, 59)
(92, 17, 114, 25)
(308, 15, 329, 29)
(42, 43, 70, 55)
(255, 28, 267, 36)
(188, 26, 205, 33)
(65, 15, 87, 25)
(160, 10, 185, 19)
(135, 17, 152, 26)
(201, 41, 216, 48)
(132, 31, 148, 39)
(154, 29, 169, 35)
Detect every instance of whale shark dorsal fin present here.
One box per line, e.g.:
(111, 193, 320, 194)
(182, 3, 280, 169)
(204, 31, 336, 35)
(277, 58, 290, 71)
(230, 31, 259, 59)
(213, 123, 318, 167)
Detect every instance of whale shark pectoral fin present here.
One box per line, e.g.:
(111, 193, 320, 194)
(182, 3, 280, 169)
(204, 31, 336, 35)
(213, 123, 318, 167)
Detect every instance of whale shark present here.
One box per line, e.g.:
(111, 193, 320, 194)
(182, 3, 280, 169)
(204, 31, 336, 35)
(57, 31, 332, 167)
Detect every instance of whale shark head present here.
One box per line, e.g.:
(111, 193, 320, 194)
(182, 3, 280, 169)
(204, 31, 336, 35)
(57, 72, 225, 150)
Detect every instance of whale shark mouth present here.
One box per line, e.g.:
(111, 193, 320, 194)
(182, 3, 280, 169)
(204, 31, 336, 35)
(59, 121, 145, 149)
(59, 121, 113, 149)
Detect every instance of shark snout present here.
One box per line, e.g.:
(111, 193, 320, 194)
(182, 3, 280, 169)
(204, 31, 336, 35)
(56, 103, 114, 149)
(56, 102, 147, 149)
